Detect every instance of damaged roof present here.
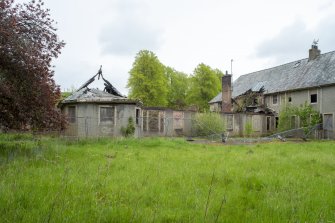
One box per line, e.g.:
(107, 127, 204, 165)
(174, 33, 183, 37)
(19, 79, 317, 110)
(233, 50, 335, 97)
(210, 50, 335, 103)
(61, 67, 141, 105)
(62, 88, 139, 104)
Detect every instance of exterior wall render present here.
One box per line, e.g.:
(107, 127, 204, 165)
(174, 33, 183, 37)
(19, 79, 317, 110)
(63, 103, 141, 138)
(221, 113, 275, 137)
(265, 85, 335, 115)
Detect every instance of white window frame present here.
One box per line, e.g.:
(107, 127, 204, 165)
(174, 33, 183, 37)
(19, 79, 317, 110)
(99, 105, 116, 125)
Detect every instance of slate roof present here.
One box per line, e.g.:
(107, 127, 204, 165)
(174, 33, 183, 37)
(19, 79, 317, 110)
(62, 88, 140, 104)
(233, 50, 335, 97)
(209, 50, 335, 103)
(208, 93, 222, 103)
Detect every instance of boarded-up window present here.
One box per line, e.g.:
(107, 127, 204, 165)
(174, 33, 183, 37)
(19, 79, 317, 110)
(252, 115, 261, 132)
(173, 112, 184, 129)
(100, 106, 115, 124)
(68, 106, 76, 123)
(149, 111, 159, 132)
(226, 115, 233, 131)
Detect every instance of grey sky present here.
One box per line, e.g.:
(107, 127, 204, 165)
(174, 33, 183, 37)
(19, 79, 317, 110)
(20, 0, 335, 94)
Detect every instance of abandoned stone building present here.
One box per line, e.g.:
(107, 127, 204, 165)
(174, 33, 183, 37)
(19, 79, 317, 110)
(60, 86, 142, 138)
(209, 44, 335, 138)
(60, 68, 142, 137)
(60, 68, 195, 138)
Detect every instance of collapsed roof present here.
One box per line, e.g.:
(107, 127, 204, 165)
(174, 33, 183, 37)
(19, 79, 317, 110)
(61, 66, 140, 105)
(76, 66, 123, 97)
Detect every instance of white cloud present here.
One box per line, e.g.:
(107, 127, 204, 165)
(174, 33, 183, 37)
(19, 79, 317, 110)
(99, 18, 162, 56)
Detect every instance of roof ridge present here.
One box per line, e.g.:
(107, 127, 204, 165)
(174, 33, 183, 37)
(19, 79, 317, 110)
(236, 50, 335, 80)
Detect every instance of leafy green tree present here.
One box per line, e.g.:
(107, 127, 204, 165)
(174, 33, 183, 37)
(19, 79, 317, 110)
(127, 50, 168, 107)
(214, 68, 225, 81)
(165, 66, 189, 109)
(187, 63, 222, 111)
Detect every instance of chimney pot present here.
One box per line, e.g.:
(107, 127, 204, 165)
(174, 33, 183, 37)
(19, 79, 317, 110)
(309, 43, 321, 61)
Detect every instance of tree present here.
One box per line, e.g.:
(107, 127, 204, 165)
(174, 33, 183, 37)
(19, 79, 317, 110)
(165, 66, 189, 109)
(187, 63, 222, 111)
(127, 50, 168, 107)
(0, 0, 66, 130)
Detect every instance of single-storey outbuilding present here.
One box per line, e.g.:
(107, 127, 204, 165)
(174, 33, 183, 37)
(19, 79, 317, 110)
(60, 68, 142, 137)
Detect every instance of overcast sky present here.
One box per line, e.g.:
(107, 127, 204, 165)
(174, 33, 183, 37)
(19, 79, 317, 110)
(21, 0, 335, 94)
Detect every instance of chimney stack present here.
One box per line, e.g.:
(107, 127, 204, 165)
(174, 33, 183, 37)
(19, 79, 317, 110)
(309, 41, 321, 61)
(222, 71, 232, 113)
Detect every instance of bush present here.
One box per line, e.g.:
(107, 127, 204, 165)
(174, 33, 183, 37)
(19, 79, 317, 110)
(192, 113, 226, 136)
(121, 117, 135, 137)
(278, 102, 321, 133)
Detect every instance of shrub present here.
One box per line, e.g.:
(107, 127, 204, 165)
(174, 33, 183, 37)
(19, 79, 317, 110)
(121, 117, 135, 137)
(278, 102, 321, 133)
(192, 113, 226, 137)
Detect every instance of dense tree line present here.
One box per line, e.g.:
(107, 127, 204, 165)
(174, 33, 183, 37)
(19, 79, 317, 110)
(127, 50, 223, 111)
(0, 0, 65, 130)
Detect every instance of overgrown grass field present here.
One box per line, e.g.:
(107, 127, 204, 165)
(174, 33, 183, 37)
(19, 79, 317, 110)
(0, 134, 334, 222)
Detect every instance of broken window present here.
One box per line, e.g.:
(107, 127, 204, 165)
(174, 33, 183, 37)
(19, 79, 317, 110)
(310, 94, 317, 104)
(100, 106, 115, 124)
(136, 108, 140, 125)
(67, 106, 76, 123)
(288, 96, 292, 102)
(275, 117, 279, 129)
(291, 116, 296, 129)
